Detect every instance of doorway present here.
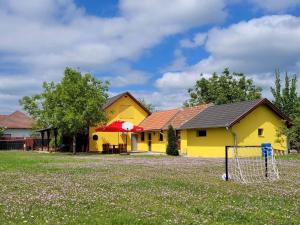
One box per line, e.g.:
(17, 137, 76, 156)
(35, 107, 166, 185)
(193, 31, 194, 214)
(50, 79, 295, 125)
(131, 134, 137, 152)
(148, 133, 152, 152)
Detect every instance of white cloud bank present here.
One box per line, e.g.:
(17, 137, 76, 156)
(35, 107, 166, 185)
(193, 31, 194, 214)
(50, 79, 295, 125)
(0, 0, 227, 113)
(155, 15, 300, 108)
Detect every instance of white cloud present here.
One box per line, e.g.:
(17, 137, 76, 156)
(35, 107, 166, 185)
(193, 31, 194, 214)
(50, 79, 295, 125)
(180, 33, 207, 48)
(157, 15, 300, 102)
(132, 90, 189, 110)
(250, 0, 300, 12)
(163, 49, 188, 72)
(0, 0, 227, 113)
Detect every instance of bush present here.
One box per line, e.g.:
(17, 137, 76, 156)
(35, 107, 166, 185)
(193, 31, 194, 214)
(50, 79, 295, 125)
(166, 125, 179, 156)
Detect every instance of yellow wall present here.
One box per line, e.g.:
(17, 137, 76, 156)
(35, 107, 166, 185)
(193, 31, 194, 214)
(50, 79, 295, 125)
(184, 105, 287, 158)
(180, 130, 188, 155)
(89, 95, 149, 152)
(136, 130, 167, 153)
(233, 105, 287, 150)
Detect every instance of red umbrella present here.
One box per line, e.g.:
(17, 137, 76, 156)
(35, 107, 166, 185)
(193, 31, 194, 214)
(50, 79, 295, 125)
(95, 120, 125, 132)
(95, 120, 144, 133)
(95, 121, 144, 152)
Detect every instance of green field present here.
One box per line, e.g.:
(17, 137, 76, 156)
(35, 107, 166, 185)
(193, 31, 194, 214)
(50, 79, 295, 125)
(0, 151, 299, 225)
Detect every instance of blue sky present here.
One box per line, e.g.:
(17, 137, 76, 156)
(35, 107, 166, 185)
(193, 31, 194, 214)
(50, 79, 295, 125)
(1, 0, 300, 113)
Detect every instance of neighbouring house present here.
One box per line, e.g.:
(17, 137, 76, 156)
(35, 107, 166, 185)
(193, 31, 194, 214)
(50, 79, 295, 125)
(0, 111, 33, 138)
(89, 92, 151, 152)
(89, 92, 289, 157)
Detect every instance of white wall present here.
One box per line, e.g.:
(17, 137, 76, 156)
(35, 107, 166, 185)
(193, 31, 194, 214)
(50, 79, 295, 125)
(4, 129, 32, 137)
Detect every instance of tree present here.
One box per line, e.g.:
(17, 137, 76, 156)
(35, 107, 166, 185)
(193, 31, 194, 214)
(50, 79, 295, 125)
(271, 70, 299, 119)
(271, 70, 300, 151)
(166, 125, 179, 156)
(184, 68, 262, 106)
(20, 68, 109, 154)
(0, 127, 5, 137)
(138, 98, 156, 112)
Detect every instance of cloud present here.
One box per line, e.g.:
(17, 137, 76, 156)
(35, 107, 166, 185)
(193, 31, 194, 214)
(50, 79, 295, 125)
(180, 33, 207, 48)
(162, 49, 188, 72)
(250, 0, 300, 12)
(132, 90, 189, 110)
(157, 15, 300, 102)
(0, 0, 227, 113)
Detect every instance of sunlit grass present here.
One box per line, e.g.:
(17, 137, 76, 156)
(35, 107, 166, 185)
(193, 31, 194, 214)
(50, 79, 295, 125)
(0, 151, 299, 224)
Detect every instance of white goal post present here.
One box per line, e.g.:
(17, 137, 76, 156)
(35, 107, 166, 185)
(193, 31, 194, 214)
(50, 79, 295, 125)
(224, 144, 280, 184)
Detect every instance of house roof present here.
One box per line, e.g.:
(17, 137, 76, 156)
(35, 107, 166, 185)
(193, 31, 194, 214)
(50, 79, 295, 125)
(103, 92, 151, 115)
(0, 111, 33, 129)
(180, 98, 290, 130)
(163, 104, 210, 130)
(139, 108, 180, 131)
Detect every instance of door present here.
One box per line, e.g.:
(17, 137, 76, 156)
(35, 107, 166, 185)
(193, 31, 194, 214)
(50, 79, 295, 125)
(131, 134, 137, 152)
(148, 133, 152, 152)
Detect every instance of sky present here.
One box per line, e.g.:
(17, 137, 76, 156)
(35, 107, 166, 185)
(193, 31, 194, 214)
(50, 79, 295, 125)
(1, 0, 300, 114)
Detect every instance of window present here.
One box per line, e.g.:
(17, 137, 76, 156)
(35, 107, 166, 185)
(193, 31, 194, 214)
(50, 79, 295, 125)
(93, 135, 98, 141)
(141, 132, 145, 141)
(176, 130, 181, 140)
(258, 128, 264, 137)
(197, 130, 207, 137)
(159, 131, 163, 141)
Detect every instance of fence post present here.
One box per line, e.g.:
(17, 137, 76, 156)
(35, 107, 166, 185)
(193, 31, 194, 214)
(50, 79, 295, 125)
(225, 146, 229, 181)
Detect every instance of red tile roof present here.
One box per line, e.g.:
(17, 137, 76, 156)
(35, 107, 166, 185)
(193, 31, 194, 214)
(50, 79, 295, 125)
(139, 108, 180, 131)
(0, 111, 33, 129)
(139, 105, 210, 131)
(164, 104, 210, 129)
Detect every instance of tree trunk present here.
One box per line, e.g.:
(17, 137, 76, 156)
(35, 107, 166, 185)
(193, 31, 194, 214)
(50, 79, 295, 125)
(72, 135, 76, 155)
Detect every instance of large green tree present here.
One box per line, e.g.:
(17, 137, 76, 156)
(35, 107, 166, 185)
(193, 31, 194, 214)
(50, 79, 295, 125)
(271, 70, 300, 151)
(271, 70, 299, 119)
(20, 68, 109, 154)
(184, 68, 262, 106)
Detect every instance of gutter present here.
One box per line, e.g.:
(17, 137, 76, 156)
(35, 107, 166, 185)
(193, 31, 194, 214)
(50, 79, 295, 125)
(226, 126, 237, 146)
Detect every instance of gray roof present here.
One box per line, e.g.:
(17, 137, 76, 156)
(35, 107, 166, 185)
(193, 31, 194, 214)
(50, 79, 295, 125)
(180, 98, 287, 129)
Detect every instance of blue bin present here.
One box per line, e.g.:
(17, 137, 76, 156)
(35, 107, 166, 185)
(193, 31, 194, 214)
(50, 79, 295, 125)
(261, 143, 272, 157)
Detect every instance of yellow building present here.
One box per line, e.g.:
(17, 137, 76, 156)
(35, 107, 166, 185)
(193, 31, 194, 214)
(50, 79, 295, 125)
(136, 98, 289, 157)
(137, 105, 209, 153)
(90, 92, 289, 157)
(89, 92, 150, 152)
(179, 99, 289, 157)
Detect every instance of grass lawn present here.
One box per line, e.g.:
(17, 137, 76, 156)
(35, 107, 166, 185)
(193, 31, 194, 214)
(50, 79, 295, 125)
(0, 151, 299, 225)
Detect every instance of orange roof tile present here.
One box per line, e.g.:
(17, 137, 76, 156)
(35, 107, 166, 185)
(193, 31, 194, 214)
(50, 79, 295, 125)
(164, 104, 210, 129)
(0, 111, 33, 129)
(139, 108, 180, 131)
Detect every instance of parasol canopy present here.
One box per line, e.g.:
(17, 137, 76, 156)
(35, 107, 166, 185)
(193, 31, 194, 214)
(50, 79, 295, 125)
(95, 120, 144, 133)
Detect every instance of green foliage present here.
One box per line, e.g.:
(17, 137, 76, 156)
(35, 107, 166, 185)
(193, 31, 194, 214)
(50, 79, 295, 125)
(271, 70, 300, 120)
(138, 98, 156, 112)
(166, 125, 179, 156)
(20, 68, 110, 151)
(0, 127, 5, 137)
(279, 118, 300, 151)
(271, 70, 300, 151)
(184, 68, 262, 106)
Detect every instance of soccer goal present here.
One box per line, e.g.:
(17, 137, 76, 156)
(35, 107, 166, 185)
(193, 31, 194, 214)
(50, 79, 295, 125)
(224, 144, 280, 184)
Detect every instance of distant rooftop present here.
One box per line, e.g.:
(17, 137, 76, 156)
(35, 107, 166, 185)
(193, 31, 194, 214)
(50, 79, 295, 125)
(0, 111, 33, 129)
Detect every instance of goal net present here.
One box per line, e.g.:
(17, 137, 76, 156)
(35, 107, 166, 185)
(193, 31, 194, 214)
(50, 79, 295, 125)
(225, 144, 280, 184)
